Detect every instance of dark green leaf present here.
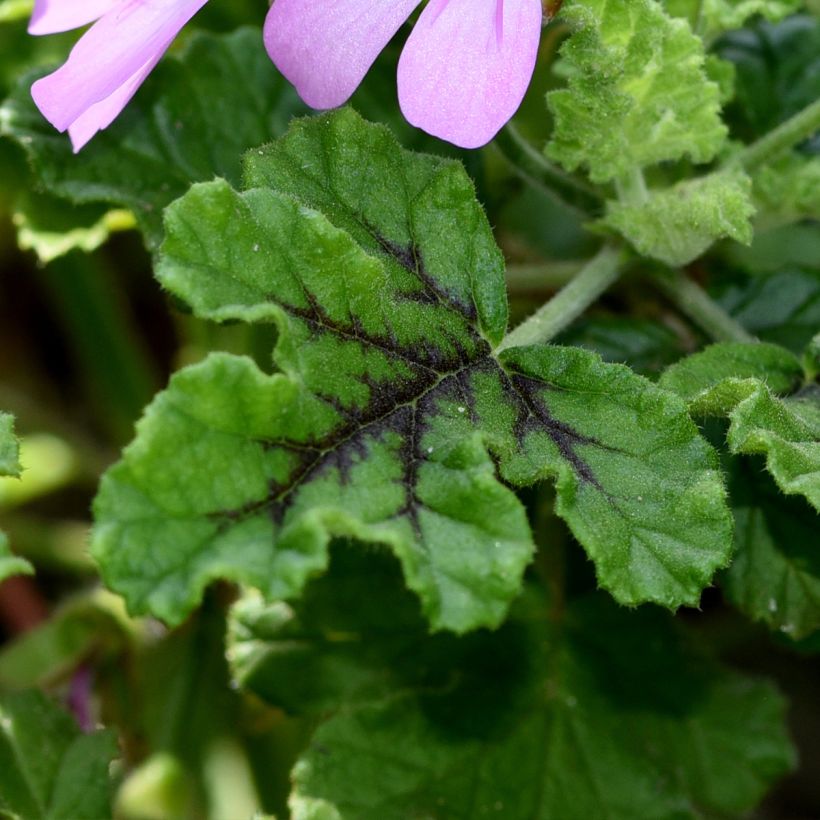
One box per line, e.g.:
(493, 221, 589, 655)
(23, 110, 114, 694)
(92, 111, 732, 632)
(723, 457, 820, 639)
(660, 342, 820, 509)
(0, 28, 305, 249)
(229, 552, 795, 819)
(0, 690, 117, 820)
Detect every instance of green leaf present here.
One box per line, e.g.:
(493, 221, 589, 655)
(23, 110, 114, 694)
(723, 457, 820, 639)
(660, 342, 820, 509)
(229, 551, 795, 819)
(0, 0, 32, 24)
(665, 0, 804, 40)
(92, 110, 732, 632)
(712, 267, 820, 352)
(547, 0, 727, 183)
(0, 28, 305, 249)
(0, 413, 32, 583)
(12, 190, 135, 264)
(717, 16, 820, 142)
(0, 590, 130, 690)
(0, 690, 117, 820)
(602, 170, 755, 266)
(753, 152, 820, 228)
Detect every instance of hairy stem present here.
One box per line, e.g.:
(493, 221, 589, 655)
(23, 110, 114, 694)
(654, 271, 756, 344)
(729, 97, 820, 172)
(498, 244, 625, 352)
(494, 124, 603, 217)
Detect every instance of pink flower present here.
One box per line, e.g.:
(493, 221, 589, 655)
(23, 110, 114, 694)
(264, 0, 543, 149)
(29, 0, 208, 152)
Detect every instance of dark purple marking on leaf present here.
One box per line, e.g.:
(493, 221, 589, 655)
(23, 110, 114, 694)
(371, 230, 478, 323)
(507, 371, 606, 489)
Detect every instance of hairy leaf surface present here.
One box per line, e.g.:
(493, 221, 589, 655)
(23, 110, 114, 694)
(228, 551, 795, 820)
(547, 0, 726, 183)
(603, 170, 754, 266)
(660, 342, 820, 509)
(92, 111, 732, 631)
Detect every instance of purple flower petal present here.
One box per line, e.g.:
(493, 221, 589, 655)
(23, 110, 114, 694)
(28, 0, 119, 35)
(31, 0, 208, 151)
(264, 0, 421, 109)
(397, 0, 542, 148)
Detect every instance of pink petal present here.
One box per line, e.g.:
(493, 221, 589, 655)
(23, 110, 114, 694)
(28, 0, 120, 35)
(264, 0, 421, 109)
(397, 0, 542, 148)
(31, 0, 208, 141)
(67, 46, 168, 151)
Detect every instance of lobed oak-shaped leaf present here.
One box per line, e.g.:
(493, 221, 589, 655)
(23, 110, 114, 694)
(92, 110, 732, 632)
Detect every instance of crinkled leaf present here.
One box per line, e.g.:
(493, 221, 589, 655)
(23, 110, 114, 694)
(229, 551, 795, 819)
(665, 0, 803, 40)
(723, 457, 820, 639)
(0, 413, 32, 582)
(753, 153, 820, 228)
(547, 0, 727, 183)
(0, 690, 117, 820)
(660, 342, 820, 509)
(0, 28, 305, 249)
(92, 110, 732, 632)
(603, 170, 755, 266)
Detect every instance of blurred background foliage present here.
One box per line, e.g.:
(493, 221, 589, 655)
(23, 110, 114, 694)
(0, 2, 818, 817)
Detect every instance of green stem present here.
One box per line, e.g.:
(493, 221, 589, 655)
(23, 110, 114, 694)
(493, 124, 603, 217)
(498, 244, 625, 352)
(506, 261, 583, 294)
(654, 271, 755, 344)
(729, 97, 820, 172)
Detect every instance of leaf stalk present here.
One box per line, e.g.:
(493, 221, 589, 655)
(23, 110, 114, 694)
(498, 244, 625, 351)
(653, 271, 756, 344)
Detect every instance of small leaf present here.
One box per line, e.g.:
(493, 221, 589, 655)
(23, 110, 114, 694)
(664, 0, 803, 40)
(753, 152, 820, 228)
(0, 413, 32, 583)
(603, 170, 755, 266)
(723, 458, 820, 639)
(0, 690, 117, 820)
(0, 28, 305, 248)
(660, 342, 820, 510)
(93, 111, 732, 631)
(229, 552, 796, 820)
(547, 0, 727, 183)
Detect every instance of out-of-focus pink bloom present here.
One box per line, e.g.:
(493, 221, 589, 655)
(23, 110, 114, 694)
(264, 0, 543, 149)
(30, 0, 208, 151)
